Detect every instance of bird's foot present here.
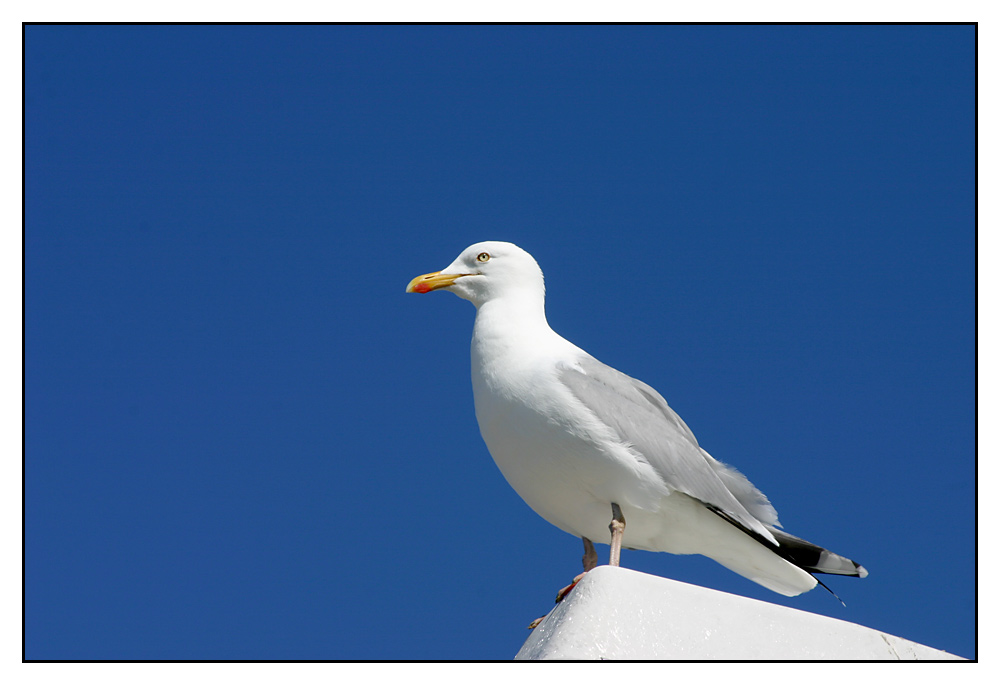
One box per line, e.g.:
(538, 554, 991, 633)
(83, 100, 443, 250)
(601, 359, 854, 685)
(529, 538, 599, 630)
(554, 571, 588, 603)
(528, 571, 590, 629)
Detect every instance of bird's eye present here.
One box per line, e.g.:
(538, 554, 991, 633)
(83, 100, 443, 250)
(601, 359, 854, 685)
(477, 252, 491, 263)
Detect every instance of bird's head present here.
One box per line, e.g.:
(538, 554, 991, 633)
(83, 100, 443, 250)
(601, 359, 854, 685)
(406, 241, 545, 309)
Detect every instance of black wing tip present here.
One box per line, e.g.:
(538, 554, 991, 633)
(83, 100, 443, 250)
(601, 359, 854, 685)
(705, 504, 869, 579)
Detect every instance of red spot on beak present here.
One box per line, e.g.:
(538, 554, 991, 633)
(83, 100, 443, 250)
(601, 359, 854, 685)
(413, 282, 432, 293)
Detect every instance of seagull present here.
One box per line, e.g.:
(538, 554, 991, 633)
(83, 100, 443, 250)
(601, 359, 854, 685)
(406, 241, 867, 602)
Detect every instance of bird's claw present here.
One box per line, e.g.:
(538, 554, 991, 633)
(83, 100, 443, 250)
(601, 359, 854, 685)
(529, 571, 590, 630)
(554, 571, 588, 603)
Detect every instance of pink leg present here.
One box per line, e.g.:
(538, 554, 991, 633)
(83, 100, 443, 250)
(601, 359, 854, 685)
(608, 503, 626, 567)
(529, 537, 601, 628)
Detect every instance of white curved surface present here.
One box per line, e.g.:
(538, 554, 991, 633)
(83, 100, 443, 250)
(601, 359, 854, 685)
(516, 566, 962, 660)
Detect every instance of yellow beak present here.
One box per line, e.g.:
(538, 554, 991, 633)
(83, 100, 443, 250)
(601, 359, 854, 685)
(405, 271, 467, 294)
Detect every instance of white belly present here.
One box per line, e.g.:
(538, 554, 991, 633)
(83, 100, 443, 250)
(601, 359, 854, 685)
(472, 361, 716, 555)
(467, 333, 817, 597)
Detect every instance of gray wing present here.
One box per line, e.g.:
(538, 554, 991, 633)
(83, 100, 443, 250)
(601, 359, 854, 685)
(558, 355, 780, 544)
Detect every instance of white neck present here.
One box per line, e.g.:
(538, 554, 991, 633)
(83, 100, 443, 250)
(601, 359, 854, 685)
(470, 291, 582, 375)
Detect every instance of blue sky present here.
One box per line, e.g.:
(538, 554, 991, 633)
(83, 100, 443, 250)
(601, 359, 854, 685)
(25, 24, 975, 660)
